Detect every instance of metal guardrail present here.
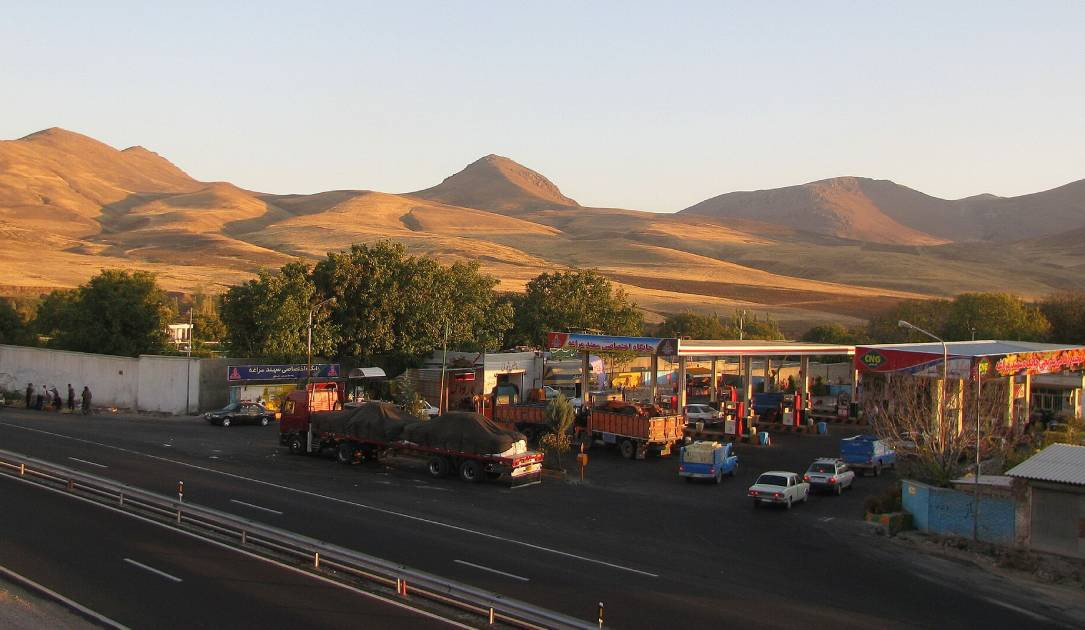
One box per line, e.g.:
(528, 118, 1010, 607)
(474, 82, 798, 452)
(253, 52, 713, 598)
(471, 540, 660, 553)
(0, 448, 596, 630)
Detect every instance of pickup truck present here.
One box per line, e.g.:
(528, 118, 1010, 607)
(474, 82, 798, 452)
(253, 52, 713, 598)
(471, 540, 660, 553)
(748, 471, 810, 509)
(678, 441, 737, 483)
(840, 434, 896, 476)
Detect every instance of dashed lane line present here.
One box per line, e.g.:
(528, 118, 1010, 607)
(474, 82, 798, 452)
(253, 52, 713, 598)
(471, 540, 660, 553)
(230, 498, 284, 515)
(454, 560, 530, 582)
(123, 558, 183, 583)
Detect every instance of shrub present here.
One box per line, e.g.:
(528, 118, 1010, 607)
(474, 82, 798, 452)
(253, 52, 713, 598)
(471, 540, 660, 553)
(864, 481, 902, 515)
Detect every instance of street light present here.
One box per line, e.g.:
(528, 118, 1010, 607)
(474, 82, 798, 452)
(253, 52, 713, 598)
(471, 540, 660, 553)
(307, 297, 336, 388)
(898, 320, 949, 452)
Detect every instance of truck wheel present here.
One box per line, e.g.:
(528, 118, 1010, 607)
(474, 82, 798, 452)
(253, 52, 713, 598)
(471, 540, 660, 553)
(427, 457, 450, 478)
(221, 417, 231, 427)
(619, 439, 636, 459)
(288, 435, 305, 455)
(459, 460, 483, 483)
(260, 416, 269, 426)
(336, 443, 356, 465)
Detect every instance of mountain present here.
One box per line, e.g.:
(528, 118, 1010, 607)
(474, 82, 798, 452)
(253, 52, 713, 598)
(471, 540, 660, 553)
(1, 127, 1082, 331)
(409, 154, 578, 214)
(681, 176, 1085, 244)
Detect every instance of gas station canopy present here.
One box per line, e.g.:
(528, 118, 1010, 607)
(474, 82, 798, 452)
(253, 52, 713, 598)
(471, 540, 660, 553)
(677, 340, 855, 358)
(854, 341, 1085, 379)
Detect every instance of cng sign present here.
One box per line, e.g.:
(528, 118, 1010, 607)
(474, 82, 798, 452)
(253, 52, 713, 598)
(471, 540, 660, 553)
(860, 350, 886, 370)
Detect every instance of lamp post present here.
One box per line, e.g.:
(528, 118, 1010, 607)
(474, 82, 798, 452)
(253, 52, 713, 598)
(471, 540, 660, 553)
(898, 320, 948, 452)
(307, 297, 336, 388)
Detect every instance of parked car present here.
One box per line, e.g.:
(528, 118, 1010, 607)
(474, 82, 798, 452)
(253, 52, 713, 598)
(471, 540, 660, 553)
(543, 386, 561, 400)
(748, 471, 810, 509)
(205, 402, 275, 427)
(803, 458, 855, 495)
(683, 404, 722, 425)
(419, 399, 440, 418)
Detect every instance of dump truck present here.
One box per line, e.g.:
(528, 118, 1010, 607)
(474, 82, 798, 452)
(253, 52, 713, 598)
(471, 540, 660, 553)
(280, 392, 543, 486)
(577, 400, 685, 459)
(678, 441, 738, 483)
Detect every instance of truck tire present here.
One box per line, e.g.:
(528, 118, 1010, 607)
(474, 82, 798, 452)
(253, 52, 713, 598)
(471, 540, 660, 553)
(459, 459, 483, 483)
(337, 443, 356, 465)
(221, 417, 231, 427)
(427, 457, 450, 478)
(260, 416, 269, 426)
(619, 439, 636, 459)
(288, 435, 305, 455)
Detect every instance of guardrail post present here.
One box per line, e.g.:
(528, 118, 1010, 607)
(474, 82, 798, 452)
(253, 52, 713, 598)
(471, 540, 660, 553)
(18, 463, 24, 476)
(598, 601, 605, 628)
(488, 607, 495, 624)
(241, 530, 247, 545)
(119, 493, 124, 507)
(314, 552, 320, 568)
(67, 478, 74, 491)
(176, 507, 182, 524)
(177, 481, 184, 503)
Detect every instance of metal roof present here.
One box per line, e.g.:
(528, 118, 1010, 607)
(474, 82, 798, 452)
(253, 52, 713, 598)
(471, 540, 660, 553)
(677, 339, 855, 357)
(1005, 444, 1085, 486)
(856, 340, 1084, 358)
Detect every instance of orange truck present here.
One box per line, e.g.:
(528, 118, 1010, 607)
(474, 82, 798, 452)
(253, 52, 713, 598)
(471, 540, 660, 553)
(577, 401, 685, 460)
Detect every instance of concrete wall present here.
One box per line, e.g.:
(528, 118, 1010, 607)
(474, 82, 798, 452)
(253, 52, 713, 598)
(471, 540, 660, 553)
(0, 344, 221, 415)
(903, 479, 1016, 544)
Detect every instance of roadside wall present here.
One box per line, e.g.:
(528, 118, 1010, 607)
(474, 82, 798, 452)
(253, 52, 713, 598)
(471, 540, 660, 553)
(0, 344, 220, 414)
(902, 480, 1016, 544)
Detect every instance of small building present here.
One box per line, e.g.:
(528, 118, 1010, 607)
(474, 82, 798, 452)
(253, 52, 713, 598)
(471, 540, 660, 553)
(1006, 443, 1085, 558)
(410, 351, 544, 412)
(166, 323, 193, 349)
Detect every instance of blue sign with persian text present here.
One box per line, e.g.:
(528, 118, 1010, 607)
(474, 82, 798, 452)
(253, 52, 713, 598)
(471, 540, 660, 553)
(227, 364, 341, 381)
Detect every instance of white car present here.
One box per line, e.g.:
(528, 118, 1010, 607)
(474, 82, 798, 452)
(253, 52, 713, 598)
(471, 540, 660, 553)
(419, 400, 439, 418)
(684, 404, 721, 424)
(748, 471, 810, 509)
(543, 386, 561, 400)
(804, 458, 855, 495)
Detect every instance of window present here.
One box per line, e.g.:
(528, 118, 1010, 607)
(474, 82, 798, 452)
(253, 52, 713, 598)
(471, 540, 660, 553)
(284, 400, 295, 414)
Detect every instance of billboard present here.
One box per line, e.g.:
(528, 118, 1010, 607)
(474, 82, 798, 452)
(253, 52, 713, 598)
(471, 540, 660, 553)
(227, 363, 341, 381)
(547, 332, 678, 355)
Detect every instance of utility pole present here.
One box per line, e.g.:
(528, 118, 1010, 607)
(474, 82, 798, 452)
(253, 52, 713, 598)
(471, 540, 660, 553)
(185, 307, 192, 415)
(439, 319, 450, 413)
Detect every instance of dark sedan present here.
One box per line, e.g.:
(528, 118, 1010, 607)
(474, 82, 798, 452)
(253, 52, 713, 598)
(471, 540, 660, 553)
(205, 402, 275, 427)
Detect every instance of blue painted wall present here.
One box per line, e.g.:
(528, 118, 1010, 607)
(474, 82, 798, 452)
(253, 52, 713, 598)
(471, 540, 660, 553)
(902, 480, 1015, 544)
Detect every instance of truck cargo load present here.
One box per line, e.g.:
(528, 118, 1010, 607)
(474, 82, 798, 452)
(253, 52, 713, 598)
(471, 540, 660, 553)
(403, 412, 527, 457)
(579, 401, 684, 460)
(310, 402, 414, 442)
(678, 441, 738, 483)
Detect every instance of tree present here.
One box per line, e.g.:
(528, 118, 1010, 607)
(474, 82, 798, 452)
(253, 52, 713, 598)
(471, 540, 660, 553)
(34, 270, 171, 356)
(801, 323, 869, 345)
(539, 394, 576, 469)
(734, 312, 784, 340)
(944, 293, 1050, 341)
(221, 261, 335, 361)
(867, 298, 952, 343)
(511, 270, 643, 348)
(0, 298, 32, 345)
(313, 241, 511, 372)
(657, 311, 735, 339)
(394, 373, 428, 420)
(862, 373, 1018, 486)
(1038, 291, 1085, 344)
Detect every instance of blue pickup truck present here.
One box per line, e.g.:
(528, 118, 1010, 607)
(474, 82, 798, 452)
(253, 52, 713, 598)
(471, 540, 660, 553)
(840, 434, 896, 476)
(679, 441, 738, 484)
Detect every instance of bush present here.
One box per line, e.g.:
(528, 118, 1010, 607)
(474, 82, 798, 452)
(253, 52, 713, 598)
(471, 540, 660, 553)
(864, 481, 902, 515)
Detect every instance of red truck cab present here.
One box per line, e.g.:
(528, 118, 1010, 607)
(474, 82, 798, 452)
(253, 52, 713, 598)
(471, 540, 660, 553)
(280, 383, 342, 449)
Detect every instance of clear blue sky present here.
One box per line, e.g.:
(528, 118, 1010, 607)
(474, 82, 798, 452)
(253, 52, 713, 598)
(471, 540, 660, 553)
(2, 1, 1082, 211)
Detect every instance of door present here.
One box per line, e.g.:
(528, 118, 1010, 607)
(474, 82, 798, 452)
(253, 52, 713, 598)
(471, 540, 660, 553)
(1031, 487, 1084, 558)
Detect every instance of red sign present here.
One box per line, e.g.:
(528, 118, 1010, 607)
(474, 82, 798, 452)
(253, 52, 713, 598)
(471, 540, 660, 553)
(995, 349, 1085, 377)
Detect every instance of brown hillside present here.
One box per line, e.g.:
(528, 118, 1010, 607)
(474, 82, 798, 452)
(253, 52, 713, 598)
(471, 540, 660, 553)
(409, 154, 578, 214)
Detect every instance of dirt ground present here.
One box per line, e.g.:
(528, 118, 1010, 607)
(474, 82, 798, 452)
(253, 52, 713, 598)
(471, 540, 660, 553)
(0, 579, 95, 630)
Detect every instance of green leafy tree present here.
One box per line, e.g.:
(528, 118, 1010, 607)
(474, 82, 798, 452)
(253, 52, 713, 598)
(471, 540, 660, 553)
(734, 312, 785, 340)
(511, 270, 643, 348)
(801, 323, 869, 344)
(0, 298, 33, 345)
(393, 373, 428, 420)
(867, 299, 952, 343)
(944, 293, 1050, 341)
(657, 311, 736, 339)
(539, 394, 576, 469)
(221, 261, 335, 361)
(35, 270, 172, 356)
(1038, 291, 1085, 344)
(312, 241, 511, 372)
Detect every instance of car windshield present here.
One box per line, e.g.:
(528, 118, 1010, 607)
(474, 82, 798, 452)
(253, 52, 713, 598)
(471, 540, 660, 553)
(809, 463, 835, 473)
(220, 403, 240, 412)
(756, 474, 788, 487)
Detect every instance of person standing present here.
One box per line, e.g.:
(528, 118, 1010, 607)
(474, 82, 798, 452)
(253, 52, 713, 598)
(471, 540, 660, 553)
(81, 386, 92, 415)
(25, 383, 33, 409)
(67, 384, 75, 412)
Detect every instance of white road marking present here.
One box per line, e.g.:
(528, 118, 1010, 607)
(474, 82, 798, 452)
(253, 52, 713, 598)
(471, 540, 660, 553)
(67, 457, 108, 468)
(0, 422, 660, 578)
(0, 563, 130, 630)
(5, 475, 471, 629)
(983, 597, 1050, 622)
(123, 558, 182, 583)
(454, 559, 529, 582)
(230, 499, 283, 515)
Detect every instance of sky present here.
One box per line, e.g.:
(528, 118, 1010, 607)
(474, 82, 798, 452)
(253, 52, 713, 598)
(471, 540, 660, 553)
(2, 1, 1083, 212)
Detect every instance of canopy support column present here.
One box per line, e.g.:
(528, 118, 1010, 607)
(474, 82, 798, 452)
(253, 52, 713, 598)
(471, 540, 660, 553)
(580, 352, 591, 405)
(677, 356, 687, 411)
(650, 353, 659, 403)
(799, 356, 810, 423)
(710, 358, 719, 404)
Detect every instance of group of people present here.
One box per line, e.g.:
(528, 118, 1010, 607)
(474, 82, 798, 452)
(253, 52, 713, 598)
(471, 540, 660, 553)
(24, 382, 91, 414)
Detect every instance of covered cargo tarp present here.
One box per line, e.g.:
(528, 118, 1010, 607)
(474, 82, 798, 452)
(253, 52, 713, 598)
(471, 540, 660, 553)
(311, 402, 415, 441)
(403, 411, 526, 456)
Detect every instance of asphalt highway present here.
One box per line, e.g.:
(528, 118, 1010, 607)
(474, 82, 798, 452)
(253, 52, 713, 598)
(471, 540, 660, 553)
(0, 408, 1078, 628)
(0, 467, 452, 629)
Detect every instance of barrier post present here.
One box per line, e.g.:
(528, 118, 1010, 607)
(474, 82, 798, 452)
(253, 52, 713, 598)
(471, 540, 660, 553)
(18, 463, 24, 476)
(177, 481, 184, 503)
(598, 601, 604, 628)
(314, 552, 320, 568)
(489, 607, 495, 624)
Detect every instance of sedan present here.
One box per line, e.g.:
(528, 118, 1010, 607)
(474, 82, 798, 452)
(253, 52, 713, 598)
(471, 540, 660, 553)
(684, 404, 722, 424)
(804, 458, 855, 495)
(748, 471, 810, 509)
(205, 402, 275, 427)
